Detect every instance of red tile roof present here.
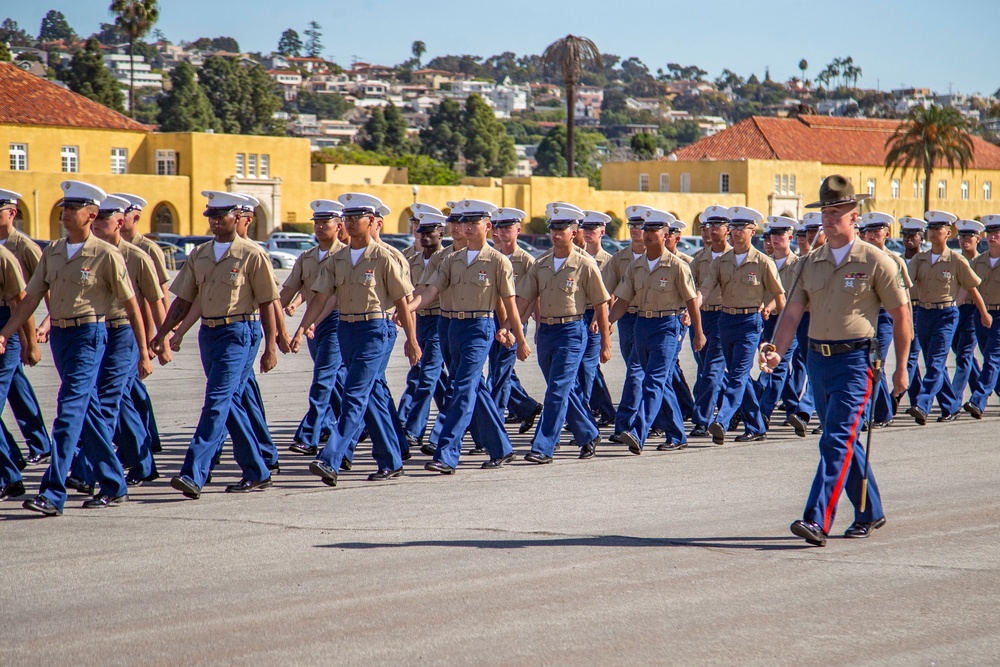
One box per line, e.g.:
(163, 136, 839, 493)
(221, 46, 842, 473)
(0, 63, 150, 132)
(671, 115, 1000, 170)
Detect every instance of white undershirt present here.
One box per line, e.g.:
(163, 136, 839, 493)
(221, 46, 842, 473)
(931, 253, 941, 264)
(829, 239, 854, 266)
(423, 257, 430, 267)
(775, 256, 787, 270)
(734, 252, 748, 267)
(66, 241, 85, 259)
(318, 249, 329, 261)
(552, 256, 567, 272)
(632, 251, 643, 261)
(711, 251, 724, 260)
(466, 250, 480, 265)
(212, 240, 231, 262)
(350, 247, 364, 266)
(647, 258, 659, 272)
(991, 256, 999, 268)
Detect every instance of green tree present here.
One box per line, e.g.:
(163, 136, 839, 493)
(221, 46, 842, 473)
(463, 93, 516, 177)
(360, 107, 387, 152)
(38, 10, 76, 42)
(798, 58, 808, 84)
(630, 132, 657, 159)
(110, 0, 160, 118)
(0, 41, 11, 63)
(63, 37, 126, 113)
(534, 124, 603, 187)
(294, 90, 349, 120)
(419, 97, 465, 167)
(411, 40, 426, 67)
(158, 61, 220, 131)
(198, 56, 283, 135)
(885, 105, 975, 213)
(383, 102, 412, 154)
(303, 21, 322, 58)
(1, 19, 32, 46)
(277, 29, 302, 56)
(392, 154, 461, 185)
(541, 34, 602, 177)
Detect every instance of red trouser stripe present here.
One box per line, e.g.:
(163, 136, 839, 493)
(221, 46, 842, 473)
(823, 367, 873, 533)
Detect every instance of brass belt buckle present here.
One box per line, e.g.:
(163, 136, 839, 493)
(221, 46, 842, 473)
(820, 343, 832, 357)
(457, 311, 465, 320)
(645, 310, 653, 318)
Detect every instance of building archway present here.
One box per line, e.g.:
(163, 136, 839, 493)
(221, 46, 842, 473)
(49, 204, 66, 240)
(249, 203, 271, 240)
(396, 210, 412, 234)
(151, 201, 179, 235)
(13, 203, 31, 235)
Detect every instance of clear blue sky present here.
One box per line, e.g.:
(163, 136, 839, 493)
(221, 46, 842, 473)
(5, 0, 998, 96)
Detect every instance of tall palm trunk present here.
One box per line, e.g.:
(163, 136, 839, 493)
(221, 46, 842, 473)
(566, 81, 575, 177)
(923, 168, 932, 214)
(128, 38, 135, 117)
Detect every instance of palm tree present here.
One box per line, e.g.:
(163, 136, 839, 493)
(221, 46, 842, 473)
(885, 105, 975, 213)
(541, 34, 602, 178)
(411, 40, 426, 67)
(110, 0, 159, 118)
(798, 58, 807, 85)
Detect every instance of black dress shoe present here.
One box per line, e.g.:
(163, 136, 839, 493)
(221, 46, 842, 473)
(595, 416, 614, 428)
(481, 452, 516, 469)
(657, 441, 688, 451)
(790, 519, 827, 546)
(936, 412, 958, 423)
(424, 460, 455, 474)
(401, 449, 411, 461)
(23, 496, 61, 516)
(170, 475, 201, 499)
(65, 476, 94, 496)
(787, 413, 808, 438)
(368, 467, 404, 481)
(648, 428, 664, 438)
(468, 446, 487, 455)
(579, 437, 599, 459)
(125, 470, 159, 487)
(619, 430, 642, 455)
(225, 477, 273, 493)
(15, 458, 27, 471)
(708, 422, 726, 445)
(523, 451, 553, 464)
(267, 462, 281, 475)
(519, 405, 542, 434)
(504, 413, 522, 424)
(906, 406, 927, 426)
(358, 429, 369, 442)
(319, 431, 331, 443)
(689, 424, 709, 437)
(844, 516, 887, 539)
(734, 433, 766, 443)
(82, 493, 128, 508)
(964, 401, 984, 420)
(288, 442, 318, 456)
(27, 453, 50, 465)
(874, 420, 892, 429)
(860, 421, 869, 432)
(420, 443, 437, 457)
(309, 461, 339, 486)
(151, 442, 163, 454)
(608, 432, 623, 443)
(1, 480, 26, 499)
(811, 425, 823, 435)
(339, 459, 353, 471)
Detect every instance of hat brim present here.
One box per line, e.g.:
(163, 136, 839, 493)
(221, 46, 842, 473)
(804, 194, 870, 209)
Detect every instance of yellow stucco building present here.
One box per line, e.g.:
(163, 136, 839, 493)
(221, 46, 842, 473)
(602, 116, 1000, 231)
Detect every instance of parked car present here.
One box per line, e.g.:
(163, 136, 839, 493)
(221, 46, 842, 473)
(680, 236, 704, 252)
(147, 232, 182, 246)
(947, 237, 988, 254)
(380, 234, 415, 252)
(177, 235, 213, 255)
(263, 232, 316, 257)
(601, 237, 624, 254)
(519, 234, 553, 253)
(31, 238, 51, 250)
(256, 241, 297, 269)
(155, 241, 188, 270)
(676, 238, 699, 256)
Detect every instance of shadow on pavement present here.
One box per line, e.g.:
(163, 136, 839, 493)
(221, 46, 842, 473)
(317, 534, 812, 551)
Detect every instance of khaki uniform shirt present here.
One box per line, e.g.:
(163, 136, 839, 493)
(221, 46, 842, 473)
(170, 235, 279, 319)
(428, 245, 515, 312)
(408, 247, 446, 312)
(603, 246, 644, 296)
(690, 244, 731, 308)
(907, 246, 981, 305)
(104, 239, 163, 321)
(703, 246, 784, 309)
(403, 243, 419, 261)
(312, 240, 412, 315)
(284, 241, 346, 300)
(130, 232, 171, 287)
(2, 228, 42, 279)
(970, 253, 1000, 307)
(0, 245, 25, 303)
(589, 247, 613, 271)
(517, 250, 610, 318)
(884, 250, 914, 292)
(790, 239, 908, 341)
(504, 245, 535, 287)
(28, 233, 134, 320)
(613, 250, 697, 312)
(420, 246, 457, 312)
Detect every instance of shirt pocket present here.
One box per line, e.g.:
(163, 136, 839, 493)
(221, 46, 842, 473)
(741, 272, 760, 286)
(719, 263, 734, 284)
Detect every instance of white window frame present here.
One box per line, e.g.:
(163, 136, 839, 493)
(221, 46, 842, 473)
(719, 172, 730, 194)
(248, 153, 257, 178)
(680, 173, 691, 193)
(111, 147, 128, 175)
(155, 149, 176, 176)
(891, 179, 900, 199)
(236, 153, 245, 178)
(774, 175, 781, 193)
(61, 145, 79, 173)
(659, 173, 669, 192)
(260, 154, 270, 178)
(781, 174, 788, 195)
(638, 173, 649, 192)
(788, 175, 795, 194)
(9, 143, 27, 171)
(961, 180, 969, 200)
(938, 179, 947, 200)
(867, 178, 876, 198)
(985, 181, 992, 201)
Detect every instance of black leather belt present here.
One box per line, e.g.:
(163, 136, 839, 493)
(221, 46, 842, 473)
(701, 305, 723, 312)
(920, 301, 956, 310)
(201, 314, 256, 328)
(808, 339, 871, 357)
(539, 315, 583, 325)
(722, 306, 759, 315)
(106, 318, 130, 329)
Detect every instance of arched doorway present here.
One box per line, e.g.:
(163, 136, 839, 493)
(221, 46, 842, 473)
(151, 202, 177, 235)
(49, 204, 66, 240)
(248, 204, 270, 240)
(13, 203, 30, 235)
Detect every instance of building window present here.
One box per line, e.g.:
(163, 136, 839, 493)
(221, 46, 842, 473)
(913, 180, 919, 198)
(680, 173, 691, 193)
(891, 179, 900, 199)
(9, 143, 27, 171)
(866, 178, 876, 198)
(155, 150, 176, 175)
(260, 154, 270, 178)
(236, 153, 245, 177)
(985, 181, 992, 201)
(719, 173, 730, 194)
(638, 173, 649, 192)
(61, 146, 79, 173)
(659, 173, 669, 192)
(938, 179, 947, 199)
(774, 175, 781, 193)
(788, 175, 795, 194)
(111, 147, 128, 175)
(248, 153, 257, 178)
(781, 174, 788, 195)
(961, 180, 969, 200)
